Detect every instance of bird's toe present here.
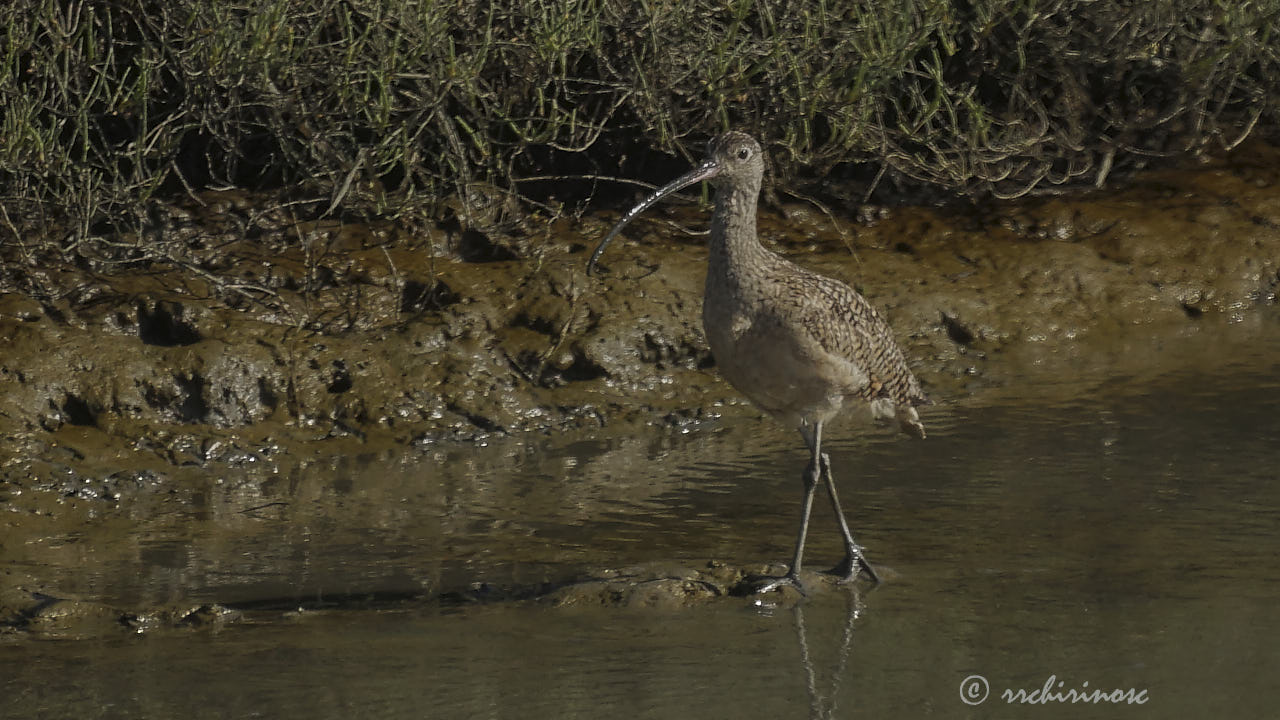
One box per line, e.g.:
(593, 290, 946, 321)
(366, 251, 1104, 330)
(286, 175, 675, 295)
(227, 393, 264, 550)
(740, 572, 806, 597)
(831, 554, 881, 585)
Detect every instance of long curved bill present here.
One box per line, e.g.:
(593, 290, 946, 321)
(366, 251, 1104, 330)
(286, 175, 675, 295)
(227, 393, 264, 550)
(586, 156, 722, 275)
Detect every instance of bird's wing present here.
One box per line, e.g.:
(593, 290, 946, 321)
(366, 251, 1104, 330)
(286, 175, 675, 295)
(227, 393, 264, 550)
(787, 271, 928, 407)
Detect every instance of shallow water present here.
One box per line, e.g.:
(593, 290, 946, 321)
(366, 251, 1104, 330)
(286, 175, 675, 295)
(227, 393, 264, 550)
(4, 333, 1280, 718)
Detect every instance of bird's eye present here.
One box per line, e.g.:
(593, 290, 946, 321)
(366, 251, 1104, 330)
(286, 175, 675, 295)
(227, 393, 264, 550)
(736, 147, 751, 161)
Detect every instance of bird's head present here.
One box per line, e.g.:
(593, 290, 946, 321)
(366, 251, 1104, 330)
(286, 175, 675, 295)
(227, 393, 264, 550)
(702, 131, 764, 190)
(587, 132, 764, 275)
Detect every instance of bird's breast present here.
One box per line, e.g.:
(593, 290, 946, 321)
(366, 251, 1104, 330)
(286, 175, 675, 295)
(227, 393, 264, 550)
(701, 286, 859, 427)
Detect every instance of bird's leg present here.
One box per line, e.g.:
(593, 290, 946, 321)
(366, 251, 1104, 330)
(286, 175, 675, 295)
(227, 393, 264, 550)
(755, 423, 823, 595)
(820, 452, 880, 584)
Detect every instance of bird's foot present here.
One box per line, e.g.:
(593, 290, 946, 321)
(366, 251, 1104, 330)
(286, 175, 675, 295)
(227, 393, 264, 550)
(831, 551, 881, 585)
(739, 571, 806, 597)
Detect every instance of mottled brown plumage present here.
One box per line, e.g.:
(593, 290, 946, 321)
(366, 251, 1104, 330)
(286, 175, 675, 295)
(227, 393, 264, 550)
(588, 131, 930, 591)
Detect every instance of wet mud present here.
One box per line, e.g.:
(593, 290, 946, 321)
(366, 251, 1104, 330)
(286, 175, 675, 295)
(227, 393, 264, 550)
(2, 141, 1280, 636)
(1, 558, 850, 640)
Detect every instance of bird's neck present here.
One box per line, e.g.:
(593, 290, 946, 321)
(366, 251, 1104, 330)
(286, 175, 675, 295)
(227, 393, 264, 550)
(707, 183, 767, 275)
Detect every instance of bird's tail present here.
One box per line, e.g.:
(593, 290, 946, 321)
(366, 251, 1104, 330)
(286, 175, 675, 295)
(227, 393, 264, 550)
(870, 398, 927, 439)
(897, 404, 926, 439)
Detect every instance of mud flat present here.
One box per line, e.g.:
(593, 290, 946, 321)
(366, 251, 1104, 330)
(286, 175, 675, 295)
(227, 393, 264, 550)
(1, 142, 1278, 633)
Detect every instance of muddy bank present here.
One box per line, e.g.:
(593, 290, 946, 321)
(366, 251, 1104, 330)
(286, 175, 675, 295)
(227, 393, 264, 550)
(1, 141, 1279, 636)
(3, 142, 1278, 457)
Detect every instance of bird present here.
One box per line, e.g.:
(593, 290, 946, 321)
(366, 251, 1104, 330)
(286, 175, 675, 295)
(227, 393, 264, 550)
(587, 131, 929, 592)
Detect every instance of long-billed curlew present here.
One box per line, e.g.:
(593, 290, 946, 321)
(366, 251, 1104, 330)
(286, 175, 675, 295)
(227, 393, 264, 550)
(587, 132, 929, 592)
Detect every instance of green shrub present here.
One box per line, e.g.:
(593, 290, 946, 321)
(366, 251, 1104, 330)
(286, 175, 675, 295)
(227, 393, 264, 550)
(1, 0, 1276, 250)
